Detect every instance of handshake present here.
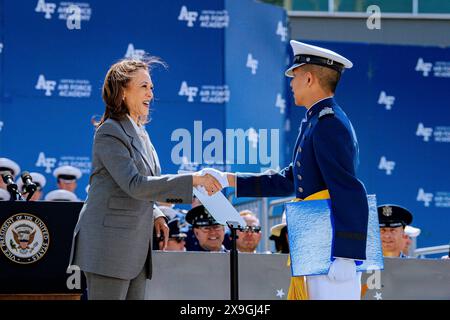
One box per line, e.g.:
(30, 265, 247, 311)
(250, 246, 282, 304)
(191, 168, 235, 196)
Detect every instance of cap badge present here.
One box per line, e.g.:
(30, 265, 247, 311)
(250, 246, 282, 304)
(382, 206, 392, 217)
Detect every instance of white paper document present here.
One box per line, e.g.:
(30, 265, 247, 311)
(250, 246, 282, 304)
(193, 187, 246, 227)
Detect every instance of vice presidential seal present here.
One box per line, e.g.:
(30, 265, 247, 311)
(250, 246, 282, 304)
(0, 213, 50, 264)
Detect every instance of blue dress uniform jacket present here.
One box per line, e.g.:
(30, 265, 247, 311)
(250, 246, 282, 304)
(236, 97, 369, 260)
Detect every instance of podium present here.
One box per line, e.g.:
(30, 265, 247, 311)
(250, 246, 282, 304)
(0, 201, 85, 300)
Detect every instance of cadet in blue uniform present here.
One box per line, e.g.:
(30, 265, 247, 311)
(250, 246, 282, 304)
(378, 204, 413, 258)
(202, 41, 369, 299)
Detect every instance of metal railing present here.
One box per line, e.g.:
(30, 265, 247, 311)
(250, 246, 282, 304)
(287, 0, 450, 19)
(413, 244, 450, 258)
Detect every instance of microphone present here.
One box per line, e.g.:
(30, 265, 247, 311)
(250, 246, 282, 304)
(2, 173, 19, 193)
(21, 171, 37, 194)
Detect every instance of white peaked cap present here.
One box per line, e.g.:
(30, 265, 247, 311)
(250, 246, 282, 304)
(285, 40, 353, 77)
(53, 165, 82, 180)
(45, 189, 79, 202)
(405, 225, 421, 238)
(0, 157, 21, 178)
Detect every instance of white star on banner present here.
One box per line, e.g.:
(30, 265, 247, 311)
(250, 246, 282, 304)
(374, 292, 383, 300)
(276, 289, 285, 299)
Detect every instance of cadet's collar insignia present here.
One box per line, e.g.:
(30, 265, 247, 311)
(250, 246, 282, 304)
(319, 107, 334, 118)
(382, 206, 392, 217)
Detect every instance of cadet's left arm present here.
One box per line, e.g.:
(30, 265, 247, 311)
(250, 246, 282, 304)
(313, 117, 369, 260)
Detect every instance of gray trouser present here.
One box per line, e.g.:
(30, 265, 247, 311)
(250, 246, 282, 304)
(84, 266, 147, 300)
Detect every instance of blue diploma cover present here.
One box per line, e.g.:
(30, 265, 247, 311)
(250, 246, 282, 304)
(285, 195, 384, 276)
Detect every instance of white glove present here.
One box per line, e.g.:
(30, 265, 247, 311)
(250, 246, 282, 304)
(199, 168, 229, 188)
(327, 258, 357, 282)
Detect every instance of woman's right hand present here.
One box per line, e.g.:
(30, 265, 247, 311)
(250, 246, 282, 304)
(192, 173, 223, 196)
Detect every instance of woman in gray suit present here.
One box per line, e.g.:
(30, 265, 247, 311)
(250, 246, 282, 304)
(69, 58, 222, 300)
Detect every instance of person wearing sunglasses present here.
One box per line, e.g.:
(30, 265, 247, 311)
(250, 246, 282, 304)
(236, 210, 262, 253)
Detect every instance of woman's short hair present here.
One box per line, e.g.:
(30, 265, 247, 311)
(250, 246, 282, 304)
(97, 57, 164, 127)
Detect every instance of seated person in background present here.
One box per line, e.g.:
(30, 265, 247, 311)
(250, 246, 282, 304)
(185, 205, 227, 252)
(269, 212, 289, 254)
(17, 172, 46, 201)
(0, 188, 10, 200)
(378, 204, 413, 258)
(53, 165, 82, 193)
(44, 189, 79, 202)
(158, 218, 187, 252)
(0, 157, 21, 191)
(236, 210, 262, 253)
(402, 225, 421, 256)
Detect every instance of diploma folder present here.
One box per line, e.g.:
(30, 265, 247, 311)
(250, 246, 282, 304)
(285, 192, 384, 276)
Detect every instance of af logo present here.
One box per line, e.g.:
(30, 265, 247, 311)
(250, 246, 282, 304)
(246, 54, 258, 75)
(35, 74, 57, 96)
(416, 123, 433, 142)
(417, 188, 433, 207)
(125, 43, 146, 60)
(35, 0, 57, 19)
(0, 213, 50, 264)
(378, 91, 395, 110)
(178, 81, 198, 102)
(415, 58, 433, 77)
(378, 156, 395, 175)
(276, 21, 287, 42)
(275, 93, 286, 114)
(35, 152, 57, 173)
(178, 6, 198, 27)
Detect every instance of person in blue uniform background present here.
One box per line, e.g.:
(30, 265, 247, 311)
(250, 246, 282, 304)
(203, 41, 369, 299)
(378, 204, 413, 258)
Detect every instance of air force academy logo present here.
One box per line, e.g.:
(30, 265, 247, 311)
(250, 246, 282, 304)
(35, 74, 56, 96)
(178, 6, 198, 27)
(0, 214, 50, 264)
(179, 81, 198, 102)
(415, 58, 433, 77)
(35, 0, 57, 19)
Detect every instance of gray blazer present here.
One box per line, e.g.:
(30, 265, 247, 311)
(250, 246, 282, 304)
(68, 117, 193, 280)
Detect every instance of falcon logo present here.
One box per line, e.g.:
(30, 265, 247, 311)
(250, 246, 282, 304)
(378, 156, 395, 175)
(178, 6, 198, 27)
(275, 94, 286, 114)
(416, 123, 433, 142)
(35, 152, 57, 173)
(35, 0, 57, 19)
(35, 74, 56, 96)
(124, 43, 146, 60)
(378, 91, 395, 110)
(415, 58, 433, 77)
(276, 21, 287, 42)
(246, 54, 258, 75)
(0, 213, 50, 264)
(178, 81, 198, 102)
(417, 188, 433, 207)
